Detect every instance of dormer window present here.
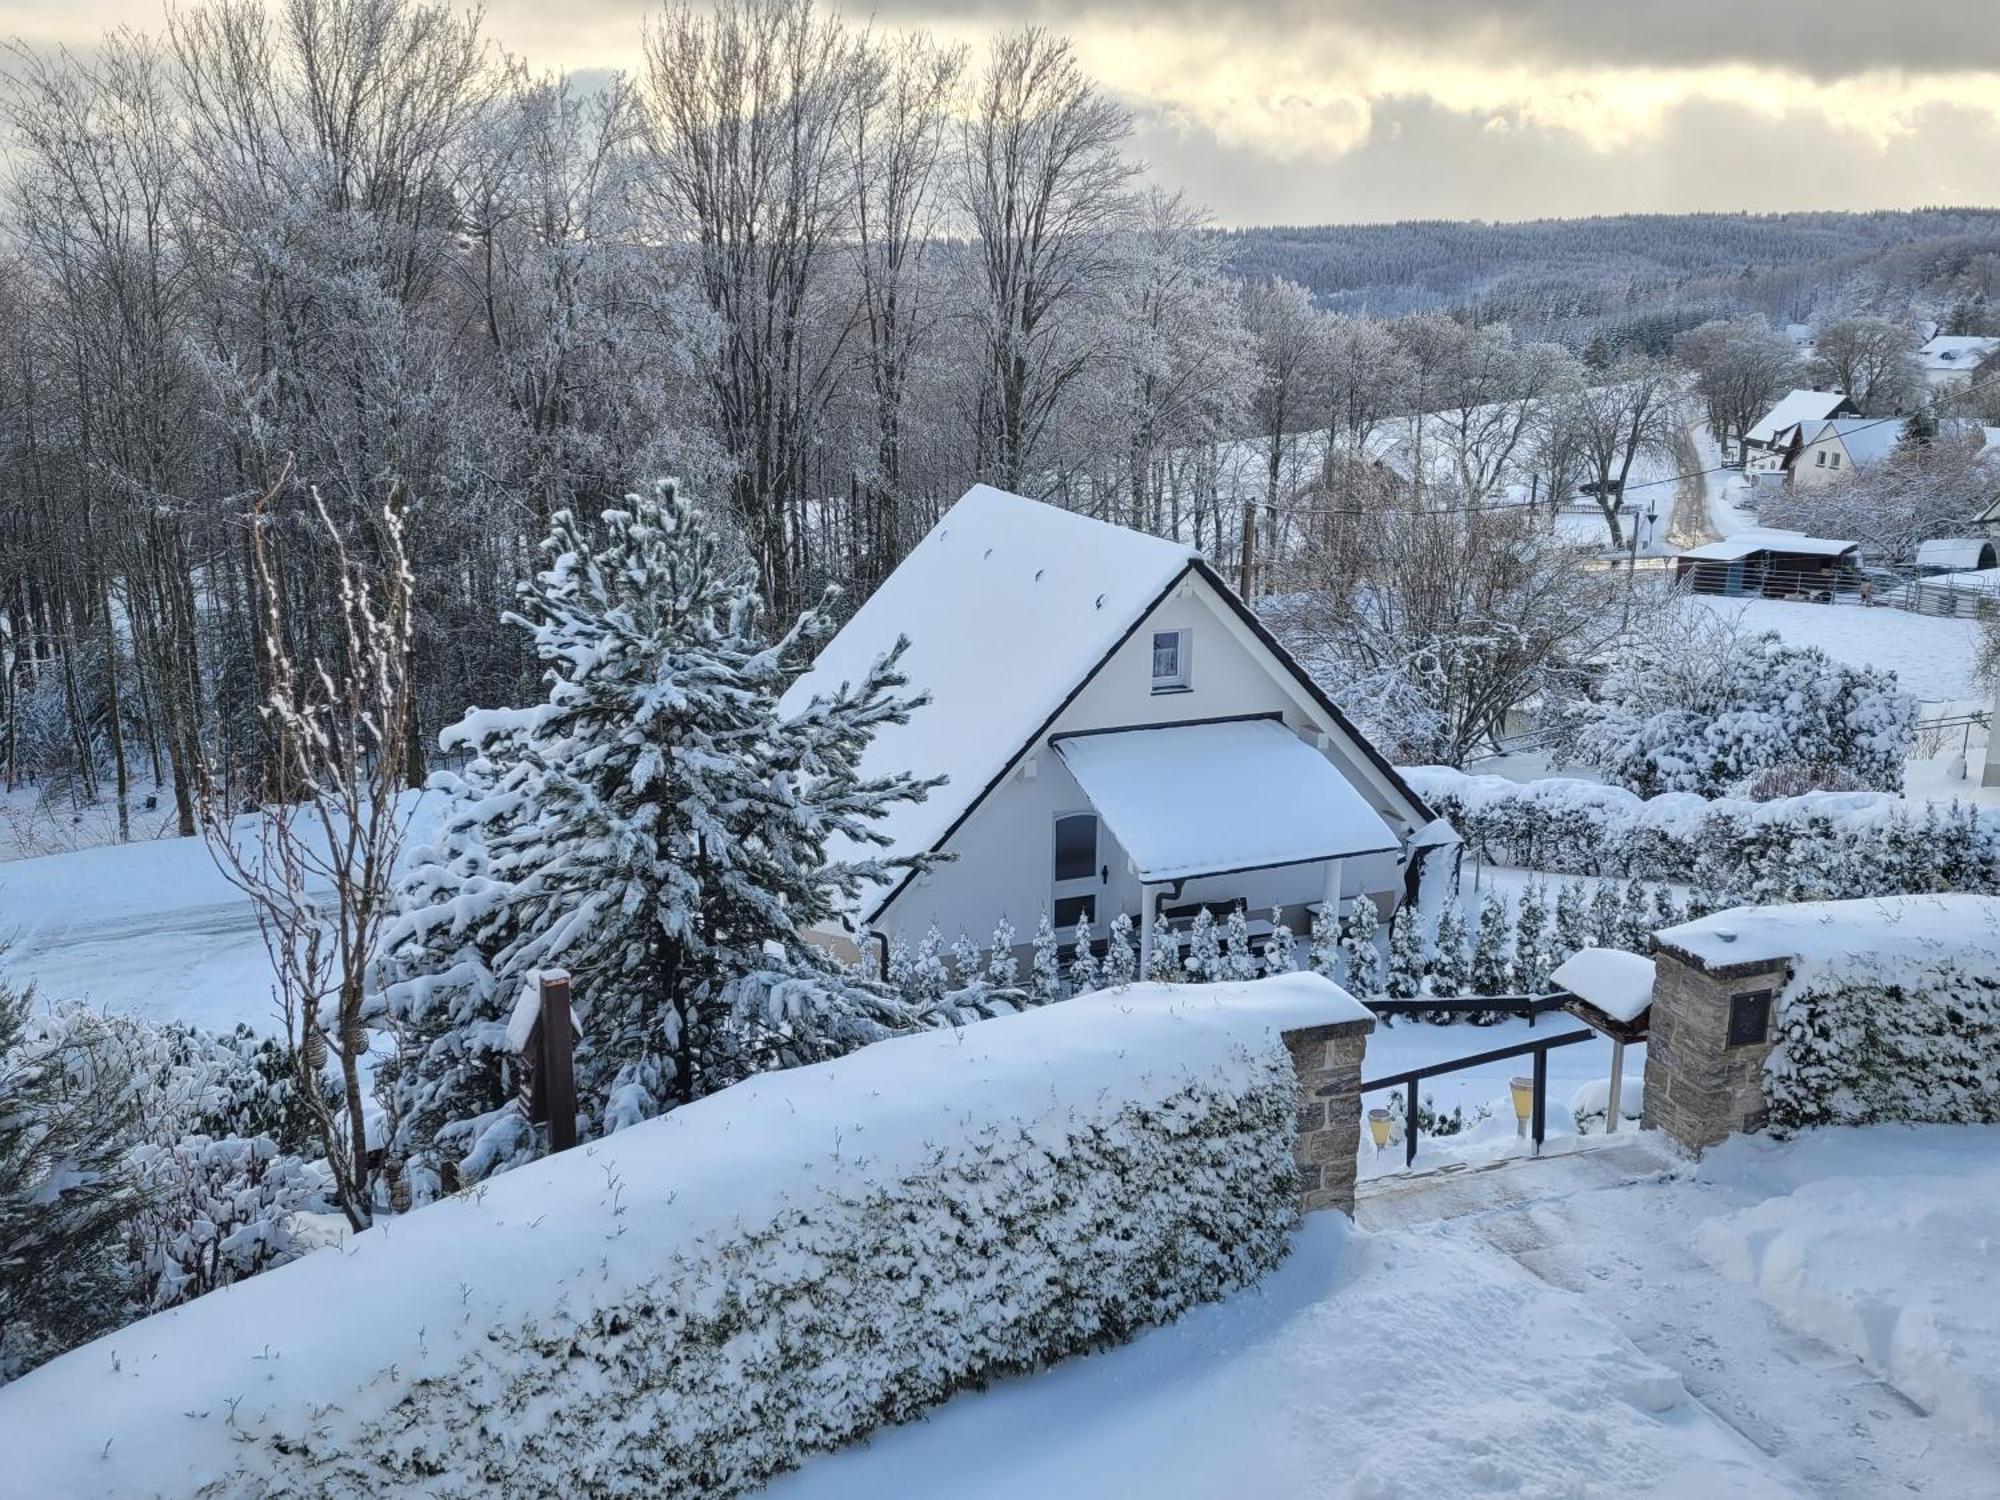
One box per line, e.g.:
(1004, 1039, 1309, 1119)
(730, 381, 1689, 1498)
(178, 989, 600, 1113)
(1151, 628, 1191, 693)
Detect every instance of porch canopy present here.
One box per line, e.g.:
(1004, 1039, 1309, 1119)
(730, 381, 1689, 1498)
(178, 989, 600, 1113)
(1051, 717, 1400, 884)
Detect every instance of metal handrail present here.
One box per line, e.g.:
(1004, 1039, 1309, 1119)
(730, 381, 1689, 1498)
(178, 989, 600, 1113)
(1360, 1024, 1600, 1169)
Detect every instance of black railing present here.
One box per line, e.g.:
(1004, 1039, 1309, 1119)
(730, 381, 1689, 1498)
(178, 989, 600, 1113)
(1359, 1025, 1600, 1170)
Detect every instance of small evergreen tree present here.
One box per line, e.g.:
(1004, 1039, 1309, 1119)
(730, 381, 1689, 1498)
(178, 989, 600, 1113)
(1469, 890, 1514, 1002)
(1264, 906, 1299, 975)
(1186, 908, 1221, 981)
(1620, 879, 1655, 952)
(1148, 908, 1186, 982)
(1428, 895, 1470, 1001)
(1513, 881, 1556, 992)
(950, 931, 984, 990)
(909, 925, 950, 1004)
(1029, 911, 1063, 1003)
(1385, 904, 1426, 999)
(1308, 903, 1341, 980)
(1340, 897, 1383, 996)
(1589, 881, 1622, 949)
(1552, 880, 1593, 966)
(1221, 904, 1259, 981)
(1067, 914, 1101, 996)
(1103, 912, 1137, 987)
(986, 917, 1019, 990)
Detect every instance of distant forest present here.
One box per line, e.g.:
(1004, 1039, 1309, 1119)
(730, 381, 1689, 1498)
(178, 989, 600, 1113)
(1218, 210, 2000, 352)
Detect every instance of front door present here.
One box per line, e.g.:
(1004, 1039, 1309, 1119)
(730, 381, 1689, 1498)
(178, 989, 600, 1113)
(1051, 812, 1101, 932)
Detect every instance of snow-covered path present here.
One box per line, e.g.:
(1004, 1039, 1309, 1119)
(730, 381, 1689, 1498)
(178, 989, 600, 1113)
(1364, 1132, 2000, 1497)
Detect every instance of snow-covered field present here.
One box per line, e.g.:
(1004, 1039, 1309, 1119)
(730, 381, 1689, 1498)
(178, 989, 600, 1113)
(1687, 594, 1985, 708)
(775, 1125, 2000, 1497)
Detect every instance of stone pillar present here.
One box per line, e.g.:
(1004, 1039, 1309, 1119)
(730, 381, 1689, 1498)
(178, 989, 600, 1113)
(1283, 1015, 1375, 1216)
(1642, 943, 1788, 1152)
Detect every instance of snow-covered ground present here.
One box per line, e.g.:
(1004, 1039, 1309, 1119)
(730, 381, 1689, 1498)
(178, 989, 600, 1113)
(1686, 595, 1985, 708)
(775, 1125, 2000, 1497)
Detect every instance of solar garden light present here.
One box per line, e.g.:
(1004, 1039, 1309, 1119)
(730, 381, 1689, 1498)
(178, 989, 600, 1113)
(1367, 1108, 1393, 1155)
(1510, 1076, 1534, 1138)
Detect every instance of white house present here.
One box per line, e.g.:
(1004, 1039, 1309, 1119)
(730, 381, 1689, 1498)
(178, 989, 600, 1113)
(1789, 416, 1905, 489)
(1918, 334, 2000, 391)
(781, 485, 1449, 974)
(1743, 389, 1857, 462)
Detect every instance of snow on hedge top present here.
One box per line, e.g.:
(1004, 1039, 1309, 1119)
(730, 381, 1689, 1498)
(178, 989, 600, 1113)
(780, 486, 1196, 917)
(7, 973, 1364, 1497)
(1054, 718, 1399, 882)
(1549, 947, 1656, 1023)
(1659, 894, 2000, 970)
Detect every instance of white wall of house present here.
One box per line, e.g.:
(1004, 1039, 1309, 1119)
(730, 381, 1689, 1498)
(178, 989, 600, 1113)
(1792, 429, 1853, 490)
(872, 569, 1414, 953)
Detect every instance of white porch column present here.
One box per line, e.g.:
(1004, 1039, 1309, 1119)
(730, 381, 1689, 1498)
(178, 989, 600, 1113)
(1605, 1038, 1627, 1135)
(1320, 858, 1345, 919)
(1139, 883, 1158, 979)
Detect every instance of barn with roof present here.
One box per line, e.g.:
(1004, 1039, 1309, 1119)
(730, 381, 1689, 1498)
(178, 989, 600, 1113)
(780, 484, 1451, 974)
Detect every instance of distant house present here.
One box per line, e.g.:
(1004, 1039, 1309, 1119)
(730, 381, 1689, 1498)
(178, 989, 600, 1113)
(1674, 529, 1863, 600)
(1789, 416, 1905, 490)
(1918, 334, 2000, 391)
(1743, 389, 1858, 463)
(780, 485, 1450, 975)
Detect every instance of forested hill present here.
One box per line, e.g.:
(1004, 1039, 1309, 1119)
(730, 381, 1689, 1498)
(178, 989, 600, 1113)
(1218, 209, 2000, 347)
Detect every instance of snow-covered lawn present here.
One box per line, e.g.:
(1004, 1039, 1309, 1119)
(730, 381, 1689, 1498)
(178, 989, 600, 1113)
(766, 1209, 1786, 1500)
(1686, 595, 1983, 708)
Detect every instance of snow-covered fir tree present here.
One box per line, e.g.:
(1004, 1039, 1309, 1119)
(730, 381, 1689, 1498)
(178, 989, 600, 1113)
(1513, 881, 1557, 992)
(1149, 909, 1186, 982)
(1308, 903, 1341, 981)
(909, 925, 950, 1004)
(1186, 908, 1221, 981)
(1590, 881, 1622, 949)
(1552, 880, 1593, 967)
(1428, 894, 1470, 999)
(1103, 913, 1137, 987)
(951, 931, 984, 990)
(1385, 903, 1426, 999)
(1222, 904, 1259, 981)
(384, 483, 940, 1191)
(1469, 890, 1514, 1000)
(1066, 914, 1102, 995)
(1620, 880, 1655, 952)
(1340, 897, 1383, 996)
(1029, 912, 1063, 1002)
(1264, 907, 1299, 975)
(1653, 883, 1688, 930)
(986, 918, 1019, 990)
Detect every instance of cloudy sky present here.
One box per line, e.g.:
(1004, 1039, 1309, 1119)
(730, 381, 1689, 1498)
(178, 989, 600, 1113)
(16, 0, 2000, 225)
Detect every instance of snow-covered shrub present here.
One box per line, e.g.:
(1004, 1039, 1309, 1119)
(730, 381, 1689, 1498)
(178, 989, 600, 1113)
(127, 1136, 317, 1312)
(1339, 898, 1382, 996)
(1767, 959, 2000, 1134)
(0, 985, 139, 1381)
(9, 980, 1354, 1497)
(1410, 767, 2000, 903)
(1556, 613, 1914, 798)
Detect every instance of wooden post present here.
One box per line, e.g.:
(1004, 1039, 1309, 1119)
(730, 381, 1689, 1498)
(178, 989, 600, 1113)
(539, 971, 579, 1154)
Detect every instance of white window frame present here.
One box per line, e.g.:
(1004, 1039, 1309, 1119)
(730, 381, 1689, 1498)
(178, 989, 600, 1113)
(1150, 627, 1192, 694)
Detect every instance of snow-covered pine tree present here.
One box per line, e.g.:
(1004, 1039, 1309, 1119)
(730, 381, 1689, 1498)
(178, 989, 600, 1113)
(1552, 880, 1592, 967)
(951, 931, 984, 991)
(1029, 912, 1063, 1002)
(1468, 890, 1514, 1002)
(1264, 906, 1299, 975)
(1149, 909, 1186, 982)
(1103, 912, 1137, 987)
(1340, 897, 1383, 997)
(384, 483, 940, 1190)
(1589, 880, 1621, 949)
(1185, 908, 1221, 981)
(884, 934, 911, 988)
(1513, 881, 1556, 992)
(1385, 903, 1425, 999)
(1222, 904, 1259, 981)
(1308, 902, 1341, 981)
(1066, 914, 1101, 996)
(1621, 879, 1654, 952)
(986, 918, 1019, 990)
(1428, 894, 1470, 1001)
(910, 925, 950, 1003)
(0, 985, 139, 1381)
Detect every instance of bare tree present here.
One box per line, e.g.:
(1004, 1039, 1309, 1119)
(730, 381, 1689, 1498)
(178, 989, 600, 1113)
(1554, 355, 1685, 548)
(958, 27, 1137, 494)
(202, 473, 415, 1230)
(1673, 316, 1801, 463)
(1238, 276, 1325, 594)
(1811, 316, 1923, 415)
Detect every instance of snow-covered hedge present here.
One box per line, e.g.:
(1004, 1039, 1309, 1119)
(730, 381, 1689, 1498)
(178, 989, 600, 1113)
(1408, 766, 2000, 902)
(6, 975, 1365, 1499)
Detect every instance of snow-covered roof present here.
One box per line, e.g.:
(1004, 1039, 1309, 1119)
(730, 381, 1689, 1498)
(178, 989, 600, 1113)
(1815, 417, 1902, 467)
(1051, 718, 1400, 884)
(1747, 390, 1851, 447)
(1678, 528, 1857, 562)
(1919, 334, 2000, 372)
(1549, 948, 1655, 1024)
(1916, 539, 1997, 572)
(1659, 894, 2000, 970)
(780, 486, 1198, 917)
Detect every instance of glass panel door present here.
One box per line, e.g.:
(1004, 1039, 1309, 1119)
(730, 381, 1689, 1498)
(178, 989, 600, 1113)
(1052, 813, 1099, 930)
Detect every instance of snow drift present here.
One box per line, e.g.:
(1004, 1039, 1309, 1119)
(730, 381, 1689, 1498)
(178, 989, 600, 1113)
(4, 974, 1365, 1498)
